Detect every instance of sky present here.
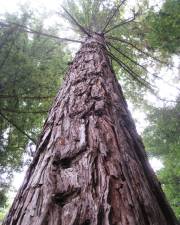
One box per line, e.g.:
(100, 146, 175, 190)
(0, 0, 178, 198)
(0, 0, 61, 13)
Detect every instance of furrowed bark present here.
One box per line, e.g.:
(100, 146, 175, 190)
(3, 34, 178, 225)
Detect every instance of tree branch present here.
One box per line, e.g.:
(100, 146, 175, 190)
(106, 48, 153, 90)
(106, 35, 168, 65)
(104, 14, 136, 34)
(107, 49, 180, 103)
(107, 42, 180, 92)
(102, 0, 126, 33)
(0, 20, 83, 43)
(107, 41, 147, 71)
(0, 111, 36, 144)
(61, 7, 91, 37)
(0, 95, 54, 100)
(1, 108, 48, 114)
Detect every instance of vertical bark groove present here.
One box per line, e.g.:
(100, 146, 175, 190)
(3, 34, 178, 225)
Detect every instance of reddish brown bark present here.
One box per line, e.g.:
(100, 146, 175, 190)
(3, 34, 178, 225)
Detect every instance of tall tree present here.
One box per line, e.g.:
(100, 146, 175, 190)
(143, 98, 180, 219)
(0, 10, 70, 208)
(2, 1, 179, 224)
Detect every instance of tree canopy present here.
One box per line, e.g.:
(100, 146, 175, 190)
(144, 0, 180, 55)
(143, 98, 180, 219)
(0, 10, 70, 208)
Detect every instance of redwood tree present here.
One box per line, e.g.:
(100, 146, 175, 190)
(3, 1, 179, 225)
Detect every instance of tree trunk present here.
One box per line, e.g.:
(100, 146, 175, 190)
(3, 34, 178, 225)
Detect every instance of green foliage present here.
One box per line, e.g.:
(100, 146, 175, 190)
(144, 0, 180, 55)
(0, 189, 8, 208)
(62, 0, 121, 34)
(0, 209, 7, 223)
(143, 98, 180, 218)
(143, 3, 180, 216)
(0, 10, 70, 207)
(0, 195, 10, 223)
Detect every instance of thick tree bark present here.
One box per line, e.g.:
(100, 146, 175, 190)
(3, 34, 178, 225)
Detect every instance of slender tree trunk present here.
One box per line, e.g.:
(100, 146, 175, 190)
(3, 34, 178, 225)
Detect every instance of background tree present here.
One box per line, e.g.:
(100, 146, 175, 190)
(143, 0, 180, 55)
(143, 97, 180, 219)
(142, 0, 180, 218)
(0, 9, 70, 208)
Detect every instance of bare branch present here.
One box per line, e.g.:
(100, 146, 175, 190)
(150, 74, 180, 92)
(0, 20, 83, 43)
(61, 6, 91, 37)
(0, 111, 36, 144)
(102, 0, 126, 33)
(1, 108, 48, 114)
(107, 41, 147, 71)
(106, 35, 168, 64)
(106, 47, 153, 90)
(104, 14, 136, 34)
(107, 41, 180, 92)
(0, 95, 54, 100)
(154, 96, 180, 103)
(106, 44, 113, 66)
(106, 48, 180, 103)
